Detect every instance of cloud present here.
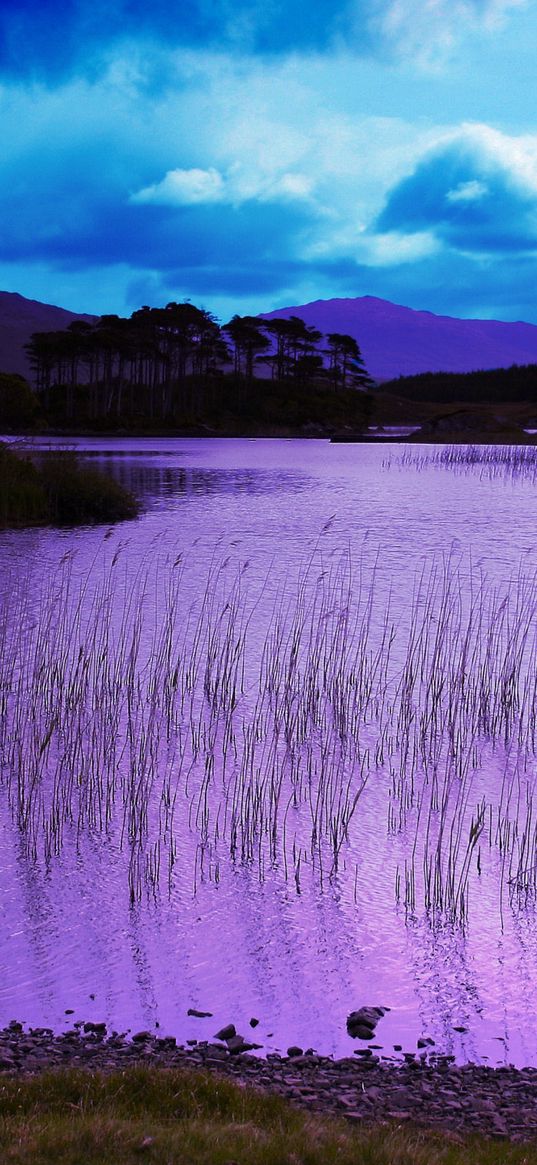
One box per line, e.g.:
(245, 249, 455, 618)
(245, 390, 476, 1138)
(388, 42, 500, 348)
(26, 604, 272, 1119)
(0, 0, 526, 83)
(446, 179, 489, 203)
(371, 0, 527, 66)
(132, 168, 225, 206)
(376, 125, 537, 253)
(131, 164, 314, 208)
(0, 0, 364, 80)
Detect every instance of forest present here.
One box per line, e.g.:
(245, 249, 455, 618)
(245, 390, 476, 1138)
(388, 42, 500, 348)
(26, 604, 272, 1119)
(381, 363, 537, 405)
(20, 302, 373, 433)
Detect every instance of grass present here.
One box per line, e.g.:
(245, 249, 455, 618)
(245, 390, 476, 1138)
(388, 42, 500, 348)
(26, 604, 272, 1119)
(394, 444, 537, 482)
(0, 442, 138, 526)
(0, 1066, 535, 1164)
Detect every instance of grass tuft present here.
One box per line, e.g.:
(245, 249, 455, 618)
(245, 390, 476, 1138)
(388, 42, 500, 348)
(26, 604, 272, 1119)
(0, 1067, 535, 1165)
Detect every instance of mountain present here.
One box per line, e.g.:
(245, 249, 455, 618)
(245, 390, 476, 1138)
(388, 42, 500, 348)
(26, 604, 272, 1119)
(261, 296, 537, 382)
(4, 289, 537, 386)
(0, 291, 96, 380)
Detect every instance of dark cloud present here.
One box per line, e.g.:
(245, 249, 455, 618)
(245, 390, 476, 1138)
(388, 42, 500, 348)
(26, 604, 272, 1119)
(377, 138, 537, 254)
(0, 0, 366, 80)
(0, 154, 314, 289)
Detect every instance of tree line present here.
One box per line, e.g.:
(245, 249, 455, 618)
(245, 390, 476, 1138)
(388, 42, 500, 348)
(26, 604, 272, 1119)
(381, 364, 537, 405)
(25, 302, 372, 425)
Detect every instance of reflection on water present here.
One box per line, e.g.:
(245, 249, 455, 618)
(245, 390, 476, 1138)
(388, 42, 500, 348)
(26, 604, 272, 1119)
(2, 438, 537, 1064)
(104, 462, 312, 504)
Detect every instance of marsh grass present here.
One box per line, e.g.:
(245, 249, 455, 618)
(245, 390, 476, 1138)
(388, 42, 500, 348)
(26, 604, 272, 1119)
(0, 1067, 534, 1165)
(389, 444, 537, 485)
(0, 442, 138, 526)
(3, 539, 537, 921)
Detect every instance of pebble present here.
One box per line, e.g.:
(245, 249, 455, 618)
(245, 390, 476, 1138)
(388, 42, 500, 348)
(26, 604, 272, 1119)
(1, 1024, 537, 1142)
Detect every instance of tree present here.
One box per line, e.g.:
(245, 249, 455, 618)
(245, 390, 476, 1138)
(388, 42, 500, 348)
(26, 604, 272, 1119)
(223, 316, 271, 381)
(325, 333, 372, 390)
(0, 373, 40, 430)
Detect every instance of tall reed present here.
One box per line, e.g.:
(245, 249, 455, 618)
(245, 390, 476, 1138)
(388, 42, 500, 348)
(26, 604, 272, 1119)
(3, 539, 537, 922)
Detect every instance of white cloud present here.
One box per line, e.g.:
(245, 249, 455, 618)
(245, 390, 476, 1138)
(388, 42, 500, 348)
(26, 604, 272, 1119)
(447, 179, 489, 202)
(454, 123, 537, 192)
(370, 0, 527, 66)
(132, 167, 225, 206)
(131, 160, 315, 208)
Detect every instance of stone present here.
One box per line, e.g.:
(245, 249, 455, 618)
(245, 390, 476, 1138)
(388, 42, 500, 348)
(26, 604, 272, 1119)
(350, 1025, 376, 1041)
(215, 1024, 236, 1041)
(347, 1007, 387, 1038)
(83, 1022, 107, 1035)
(227, 1035, 260, 1055)
(287, 1046, 304, 1058)
(187, 1009, 212, 1018)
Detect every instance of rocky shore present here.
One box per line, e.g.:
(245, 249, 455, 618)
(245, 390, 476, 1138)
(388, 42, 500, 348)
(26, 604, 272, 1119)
(1, 1021, 537, 1143)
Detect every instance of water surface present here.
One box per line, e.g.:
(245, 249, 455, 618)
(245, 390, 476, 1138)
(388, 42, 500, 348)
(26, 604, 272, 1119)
(2, 437, 537, 1065)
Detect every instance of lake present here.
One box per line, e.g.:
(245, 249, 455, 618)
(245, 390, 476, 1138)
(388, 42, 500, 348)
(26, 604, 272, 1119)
(2, 436, 537, 1066)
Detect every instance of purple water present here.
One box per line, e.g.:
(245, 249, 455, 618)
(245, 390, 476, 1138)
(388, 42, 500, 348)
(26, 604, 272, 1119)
(2, 437, 537, 1066)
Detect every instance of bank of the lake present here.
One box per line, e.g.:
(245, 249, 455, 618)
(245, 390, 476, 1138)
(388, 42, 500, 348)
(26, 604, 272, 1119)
(1, 1024, 537, 1146)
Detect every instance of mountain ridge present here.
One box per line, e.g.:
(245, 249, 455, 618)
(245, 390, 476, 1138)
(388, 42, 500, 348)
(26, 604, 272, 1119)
(261, 296, 537, 381)
(0, 291, 96, 380)
(3, 289, 537, 384)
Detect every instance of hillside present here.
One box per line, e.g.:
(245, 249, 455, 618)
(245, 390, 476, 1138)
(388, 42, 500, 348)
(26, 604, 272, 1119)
(0, 291, 96, 379)
(261, 296, 537, 381)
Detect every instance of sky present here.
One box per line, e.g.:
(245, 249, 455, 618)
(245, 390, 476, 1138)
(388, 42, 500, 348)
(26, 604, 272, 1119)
(2, 0, 537, 322)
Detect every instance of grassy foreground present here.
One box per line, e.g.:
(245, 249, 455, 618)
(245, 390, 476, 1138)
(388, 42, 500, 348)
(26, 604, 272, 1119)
(0, 1067, 535, 1165)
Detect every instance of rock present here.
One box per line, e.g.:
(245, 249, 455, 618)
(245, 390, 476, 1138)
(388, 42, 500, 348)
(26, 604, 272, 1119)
(417, 1037, 435, 1049)
(249, 1017, 260, 1028)
(131, 1031, 153, 1043)
(347, 1007, 387, 1038)
(287, 1046, 304, 1058)
(83, 1022, 107, 1035)
(350, 1025, 376, 1041)
(187, 1009, 213, 1018)
(227, 1035, 259, 1055)
(215, 1024, 236, 1041)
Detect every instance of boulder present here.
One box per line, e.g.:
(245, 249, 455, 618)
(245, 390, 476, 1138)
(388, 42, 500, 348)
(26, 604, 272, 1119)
(347, 1006, 388, 1038)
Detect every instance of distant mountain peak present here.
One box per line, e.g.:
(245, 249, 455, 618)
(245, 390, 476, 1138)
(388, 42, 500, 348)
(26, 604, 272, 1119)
(261, 296, 537, 380)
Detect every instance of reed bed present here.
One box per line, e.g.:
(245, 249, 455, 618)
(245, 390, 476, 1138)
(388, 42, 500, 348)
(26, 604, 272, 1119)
(2, 540, 537, 924)
(388, 444, 537, 484)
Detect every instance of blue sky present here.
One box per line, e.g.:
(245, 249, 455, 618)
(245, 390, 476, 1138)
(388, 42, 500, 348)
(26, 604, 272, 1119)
(2, 0, 537, 321)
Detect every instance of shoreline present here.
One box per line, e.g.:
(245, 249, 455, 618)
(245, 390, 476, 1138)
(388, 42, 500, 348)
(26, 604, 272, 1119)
(5, 425, 537, 445)
(2, 1023, 537, 1142)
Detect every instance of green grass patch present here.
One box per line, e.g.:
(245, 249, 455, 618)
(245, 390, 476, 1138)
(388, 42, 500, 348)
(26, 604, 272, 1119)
(0, 1067, 535, 1164)
(0, 443, 138, 527)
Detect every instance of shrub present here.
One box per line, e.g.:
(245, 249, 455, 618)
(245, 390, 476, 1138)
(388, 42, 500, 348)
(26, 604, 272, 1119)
(0, 443, 139, 527)
(39, 452, 139, 524)
(0, 442, 47, 525)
